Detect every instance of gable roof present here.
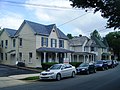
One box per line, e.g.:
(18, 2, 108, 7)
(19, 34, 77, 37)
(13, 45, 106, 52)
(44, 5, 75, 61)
(1, 28, 17, 37)
(85, 39, 98, 47)
(91, 36, 106, 48)
(16, 20, 68, 40)
(69, 36, 88, 46)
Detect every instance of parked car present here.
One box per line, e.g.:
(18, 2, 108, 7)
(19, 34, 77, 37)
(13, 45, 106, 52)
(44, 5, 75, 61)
(113, 60, 119, 66)
(95, 60, 108, 70)
(39, 64, 76, 81)
(16, 61, 25, 67)
(106, 60, 114, 68)
(76, 63, 96, 74)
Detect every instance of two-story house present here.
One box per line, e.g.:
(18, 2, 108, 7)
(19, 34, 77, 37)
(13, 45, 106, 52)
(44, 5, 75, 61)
(69, 36, 98, 63)
(91, 36, 111, 60)
(0, 28, 17, 65)
(0, 20, 73, 67)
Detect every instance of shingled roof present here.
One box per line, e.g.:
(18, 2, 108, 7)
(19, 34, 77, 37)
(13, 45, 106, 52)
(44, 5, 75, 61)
(1, 28, 17, 37)
(16, 20, 68, 40)
(91, 36, 106, 48)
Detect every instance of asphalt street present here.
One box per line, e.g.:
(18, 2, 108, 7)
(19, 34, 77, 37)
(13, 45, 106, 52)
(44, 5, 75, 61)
(0, 64, 120, 90)
(0, 65, 37, 77)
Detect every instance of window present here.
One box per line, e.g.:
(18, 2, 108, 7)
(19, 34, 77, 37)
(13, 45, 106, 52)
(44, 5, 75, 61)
(29, 52, 32, 63)
(13, 39, 16, 47)
(41, 37, 48, 47)
(1, 53, 3, 60)
(5, 40, 8, 48)
(5, 53, 7, 60)
(19, 38, 22, 46)
(1, 40, 3, 48)
(59, 40, 64, 48)
(51, 39, 57, 47)
(91, 47, 94, 51)
(19, 52, 22, 61)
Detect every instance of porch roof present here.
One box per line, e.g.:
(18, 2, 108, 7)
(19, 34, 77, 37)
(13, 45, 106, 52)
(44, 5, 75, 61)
(74, 52, 95, 55)
(36, 47, 74, 53)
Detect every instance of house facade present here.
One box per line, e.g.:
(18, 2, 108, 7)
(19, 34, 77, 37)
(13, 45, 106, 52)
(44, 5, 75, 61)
(0, 20, 73, 67)
(0, 20, 111, 67)
(69, 36, 98, 63)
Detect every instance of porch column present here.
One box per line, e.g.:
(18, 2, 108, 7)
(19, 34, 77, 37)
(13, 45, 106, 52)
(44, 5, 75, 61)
(69, 53, 72, 62)
(77, 55, 79, 62)
(55, 53, 58, 63)
(43, 52, 46, 63)
(72, 54, 74, 62)
(87, 55, 89, 63)
(92, 55, 94, 62)
(83, 55, 85, 63)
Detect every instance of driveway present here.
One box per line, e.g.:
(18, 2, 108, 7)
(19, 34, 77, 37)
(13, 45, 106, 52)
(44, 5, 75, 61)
(0, 64, 38, 77)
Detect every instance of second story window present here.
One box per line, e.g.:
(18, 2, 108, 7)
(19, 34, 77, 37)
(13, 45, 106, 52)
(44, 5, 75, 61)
(19, 38, 22, 46)
(13, 39, 16, 47)
(51, 39, 57, 47)
(5, 40, 8, 48)
(91, 47, 94, 51)
(41, 37, 48, 47)
(1, 40, 3, 48)
(59, 40, 64, 48)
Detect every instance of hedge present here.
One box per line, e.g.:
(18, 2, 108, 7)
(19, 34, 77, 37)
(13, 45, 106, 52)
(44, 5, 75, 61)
(41, 62, 58, 70)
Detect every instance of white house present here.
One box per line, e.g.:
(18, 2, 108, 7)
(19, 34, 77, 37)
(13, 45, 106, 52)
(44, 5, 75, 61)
(69, 36, 98, 63)
(0, 20, 73, 67)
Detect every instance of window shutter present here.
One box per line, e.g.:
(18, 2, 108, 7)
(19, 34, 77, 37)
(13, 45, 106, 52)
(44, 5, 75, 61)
(46, 38, 48, 47)
(55, 39, 57, 47)
(51, 39, 53, 47)
(63, 40, 64, 48)
(41, 37, 43, 47)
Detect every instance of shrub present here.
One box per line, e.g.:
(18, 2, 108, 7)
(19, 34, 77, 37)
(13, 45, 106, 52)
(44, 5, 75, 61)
(70, 62, 82, 68)
(41, 62, 58, 70)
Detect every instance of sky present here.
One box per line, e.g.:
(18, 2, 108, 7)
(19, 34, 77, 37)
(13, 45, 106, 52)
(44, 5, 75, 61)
(0, 0, 116, 37)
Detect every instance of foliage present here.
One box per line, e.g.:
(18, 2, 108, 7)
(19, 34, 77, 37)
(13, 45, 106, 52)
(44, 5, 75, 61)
(41, 62, 58, 70)
(67, 34, 73, 39)
(70, 0, 120, 30)
(70, 62, 82, 68)
(90, 30, 101, 40)
(105, 31, 120, 60)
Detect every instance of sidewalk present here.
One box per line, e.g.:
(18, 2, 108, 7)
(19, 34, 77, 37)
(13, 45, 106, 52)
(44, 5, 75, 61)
(9, 73, 40, 80)
(0, 77, 28, 88)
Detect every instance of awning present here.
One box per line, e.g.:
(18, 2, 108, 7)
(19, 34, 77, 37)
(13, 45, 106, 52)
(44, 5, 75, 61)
(102, 53, 111, 56)
(7, 50, 16, 55)
(74, 52, 95, 55)
(36, 47, 74, 53)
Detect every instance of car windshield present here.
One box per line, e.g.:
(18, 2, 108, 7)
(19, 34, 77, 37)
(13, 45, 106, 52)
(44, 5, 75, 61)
(49, 64, 62, 70)
(79, 63, 89, 67)
(95, 61, 103, 64)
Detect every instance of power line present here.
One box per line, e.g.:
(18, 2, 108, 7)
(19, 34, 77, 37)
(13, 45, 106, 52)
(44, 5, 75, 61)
(0, 0, 83, 11)
(58, 12, 91, 27)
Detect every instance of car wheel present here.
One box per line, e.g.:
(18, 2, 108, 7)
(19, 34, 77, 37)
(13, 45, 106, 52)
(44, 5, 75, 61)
(102, 67, 105, 71)
(56, 74, 61, 81)
(94, 69, 96, 73)
(71, 71, 75, 78)
(86, 71, 89, 75)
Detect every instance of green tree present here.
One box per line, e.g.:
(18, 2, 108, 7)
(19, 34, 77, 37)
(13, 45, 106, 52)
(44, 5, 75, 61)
(67, 34, 73, 39)
(70, 0, 120, 30)
(105, 31, 120, 60)
(90, 30, 101, 40)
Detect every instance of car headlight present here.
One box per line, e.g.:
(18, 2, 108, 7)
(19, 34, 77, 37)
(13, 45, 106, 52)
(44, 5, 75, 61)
(47, 72, 54, 75)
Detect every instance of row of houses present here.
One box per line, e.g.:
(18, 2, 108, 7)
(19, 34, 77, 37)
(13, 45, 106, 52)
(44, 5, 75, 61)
(0, 20, 111, 67)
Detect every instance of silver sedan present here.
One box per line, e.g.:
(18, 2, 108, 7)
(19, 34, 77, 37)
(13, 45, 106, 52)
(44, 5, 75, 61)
(40, 64, 76, 81)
